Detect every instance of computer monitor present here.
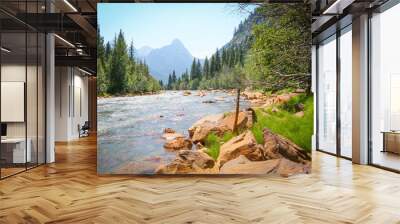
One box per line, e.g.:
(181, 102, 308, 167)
(1, 123, 7, 137)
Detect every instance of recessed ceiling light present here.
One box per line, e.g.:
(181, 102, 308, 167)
(54, 34, 75, 48)
(323, 0, 355, 15)
(63, 0, 78, 12)
(1, 47, 11, 53)
(78, 67, 92, 76)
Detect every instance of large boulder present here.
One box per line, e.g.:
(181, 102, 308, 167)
(163, 137, 192, 151)
(177, 150, 215, 169)
(188, 114, 224, 137)
(263, 128, 311, 164)
(191, 121, 229, 143)
(217, 130, 258, 168)
(245, 144, 266, 161)
(221, 111, 248, 131)
(156, 150, 215, 174)
(262, 93, 298, 107)
(162, 132, 185, 141)
(242, 91, 265, 100)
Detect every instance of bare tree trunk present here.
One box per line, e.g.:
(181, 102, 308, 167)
(233, 88, 241, 134)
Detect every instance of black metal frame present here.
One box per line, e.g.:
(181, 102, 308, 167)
(0, 0, 47, 180)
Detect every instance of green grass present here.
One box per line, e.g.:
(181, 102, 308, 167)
(204, 133, 220, 160)
(204, 131, 235, 160)
(203, 94, 314, 159)
(251, 94, 314, 152)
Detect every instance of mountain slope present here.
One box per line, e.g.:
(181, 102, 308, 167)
(144, 39, 194, 82)
(223, 11, 263, 51)
(136, 46, 153, 59)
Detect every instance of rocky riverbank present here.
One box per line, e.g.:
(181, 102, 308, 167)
(156, 90, 311, 176)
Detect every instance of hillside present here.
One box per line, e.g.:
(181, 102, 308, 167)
(138, 39, 194, 83)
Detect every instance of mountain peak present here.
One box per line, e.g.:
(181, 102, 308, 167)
(171, 38, 184, 46)
(144, 38, 194, 82)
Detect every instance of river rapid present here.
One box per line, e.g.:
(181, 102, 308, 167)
(97, 90, 250, 174)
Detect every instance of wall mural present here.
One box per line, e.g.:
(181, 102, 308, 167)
(97, 3, 313, 176)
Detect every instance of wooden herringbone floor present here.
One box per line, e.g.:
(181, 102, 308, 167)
(1, 135, 400, 224)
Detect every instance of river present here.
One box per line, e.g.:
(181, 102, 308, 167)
(97, 90, 250, 174)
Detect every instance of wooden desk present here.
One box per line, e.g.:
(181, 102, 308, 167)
(1, 138, 31, 163)
(382, 131, 400, 154)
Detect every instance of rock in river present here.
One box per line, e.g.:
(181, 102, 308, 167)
(191, 121, 229, 143)
(162, 132, 185, 141)
(188, 113, 224, 138)
(164, 128, 176, 134)
(163, 137, 192, 151)
(156, 150, 215, 174)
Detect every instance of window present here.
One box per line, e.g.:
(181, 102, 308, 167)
(370, 3, 400, 171)
(318, 35, 337, 154)
(339, 26, 352, 158)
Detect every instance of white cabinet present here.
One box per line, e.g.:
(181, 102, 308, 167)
(1, 138, 31, 163)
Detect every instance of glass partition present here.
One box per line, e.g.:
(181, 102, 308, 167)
(0, 1, 46, 179)
(1, 31, 28, 177)
(317, 35, 337, 154)
(370, 3, 400, 171)
(339, 26, 352, 158)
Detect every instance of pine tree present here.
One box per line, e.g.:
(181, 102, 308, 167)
(203, 57, 209, 79)
(221, 48, 227, 66)
(105, 42, 111, 59)
(167, 74, 172, 90)
(196, 59, 202, 79)
(215, 49, 221, 73)
(108, 30, 129, 94)
(209, 55, 216, 78)
(190, 59, 197, 80)
(172, 70, 177, 83)
(129, 40, 135, 61)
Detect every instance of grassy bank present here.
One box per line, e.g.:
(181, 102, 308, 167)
(251, 94, 313, 152)
(204, 132, 235, 160)
(204, 94, 314, 159)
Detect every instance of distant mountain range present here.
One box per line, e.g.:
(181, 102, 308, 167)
(136, 46, 153, 59)
(134, 12, 259, 83)
(135, 39, 194, 82)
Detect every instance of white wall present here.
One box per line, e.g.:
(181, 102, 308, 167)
(55, 67, 89, 141)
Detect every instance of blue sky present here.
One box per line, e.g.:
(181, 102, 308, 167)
(98, 3, 254, 58)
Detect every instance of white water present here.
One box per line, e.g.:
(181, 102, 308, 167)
(97, 90, 249, 174)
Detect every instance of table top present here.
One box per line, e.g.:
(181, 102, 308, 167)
(1, 138, 28, 143)
(381, 131, 400, 134)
